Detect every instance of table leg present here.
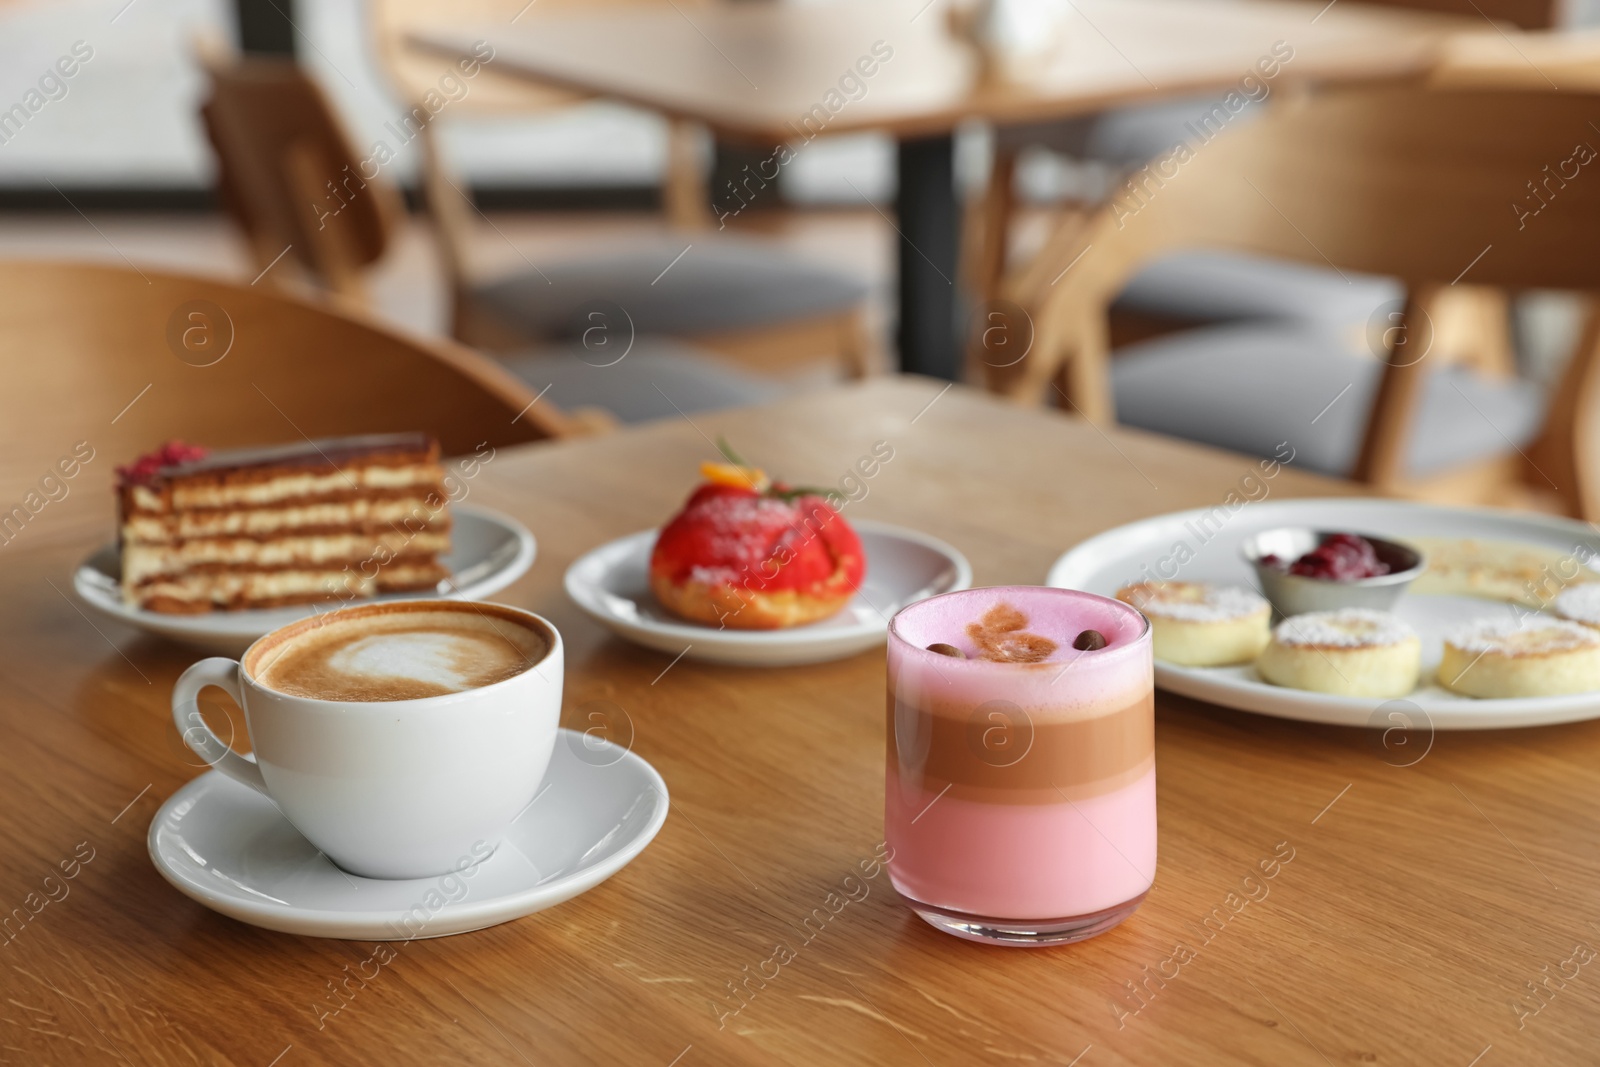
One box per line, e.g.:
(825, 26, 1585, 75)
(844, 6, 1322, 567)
(895, 134, 961, 380)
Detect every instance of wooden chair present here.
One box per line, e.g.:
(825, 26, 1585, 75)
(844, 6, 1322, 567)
(987, 85, 1600, 519)
(368, 0, 715, 232)
(966, 0, 1563, 370)
(199, 51, 880, 380)
(0, 259, 582, 505)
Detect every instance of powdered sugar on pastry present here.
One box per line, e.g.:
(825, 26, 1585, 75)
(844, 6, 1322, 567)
(1118, 581, 1267, 623)
(1274, 609, 1416, 649)
(1115, 581, 1268, 667)
(1554, 585, 1600, 628)
(1440, 614, 1600, 697)
(1258, 609, 1419, 698)
(1444, 616, 1600, 656)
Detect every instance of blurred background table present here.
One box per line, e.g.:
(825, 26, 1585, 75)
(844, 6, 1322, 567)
(414, 0, 1485, 379)
(5, 376, 1598, 1064)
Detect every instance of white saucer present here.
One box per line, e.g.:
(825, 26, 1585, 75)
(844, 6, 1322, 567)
(147, 730, 668, 939)
(75, 503, 536, 654)
(1048, 498, 1600, 730)
(563, 520, 972, 666)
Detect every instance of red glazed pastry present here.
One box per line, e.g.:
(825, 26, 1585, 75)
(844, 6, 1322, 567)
(649, 458, 865, 630)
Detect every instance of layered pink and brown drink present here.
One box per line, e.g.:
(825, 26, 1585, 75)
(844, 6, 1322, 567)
(886, 586, 1154, 945)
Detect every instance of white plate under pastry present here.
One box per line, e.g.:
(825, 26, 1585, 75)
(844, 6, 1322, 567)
(147, 730, 668, 939)
(72, 503, 535, 655)
(564, 520, 972, 666)
(1047, 498, 1600, 730)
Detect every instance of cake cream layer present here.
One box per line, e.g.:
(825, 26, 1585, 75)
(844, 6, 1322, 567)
(121, 496, 449, 543)
(133, 562, 447, 613)
(123, 531, 450, 586)
(125, 463, 444, 515)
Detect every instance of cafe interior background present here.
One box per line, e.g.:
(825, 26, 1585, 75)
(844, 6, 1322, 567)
(9, 0, 1600, 1062)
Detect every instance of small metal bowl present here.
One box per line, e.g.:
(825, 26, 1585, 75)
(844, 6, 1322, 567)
(1239, 528, 1425, 619)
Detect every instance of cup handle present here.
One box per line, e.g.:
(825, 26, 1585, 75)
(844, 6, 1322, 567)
(172, 658, 268, 796)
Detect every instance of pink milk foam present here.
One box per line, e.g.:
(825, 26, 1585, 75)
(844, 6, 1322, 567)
(886, 586, 1155, 923)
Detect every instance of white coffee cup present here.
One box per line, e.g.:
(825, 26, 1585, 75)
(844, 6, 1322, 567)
(171, 600, 563, 880)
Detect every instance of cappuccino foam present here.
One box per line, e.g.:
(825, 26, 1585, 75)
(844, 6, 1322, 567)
(250, 605, 550, 702)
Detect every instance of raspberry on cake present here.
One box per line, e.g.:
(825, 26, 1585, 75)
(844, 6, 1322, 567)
(649, 453, 865, 630)
(117, 434, 453, 613)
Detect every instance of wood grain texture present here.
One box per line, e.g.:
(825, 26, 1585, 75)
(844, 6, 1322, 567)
(2, 377, 1597, 1065)
(411, 0, 1483, 143)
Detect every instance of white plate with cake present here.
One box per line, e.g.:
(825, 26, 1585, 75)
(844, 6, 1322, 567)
(74, 435, 536, 653)
(1047, 498, 1600, 729)
(567, 522, 971, 667)
(565, 453, 972, 666)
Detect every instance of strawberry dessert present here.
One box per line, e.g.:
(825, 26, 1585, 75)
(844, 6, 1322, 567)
(649, 449, 865, 630)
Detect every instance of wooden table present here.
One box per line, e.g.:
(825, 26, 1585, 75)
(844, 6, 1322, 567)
(5, 376, 1598, 1065)
(415, 0, 1485, 380)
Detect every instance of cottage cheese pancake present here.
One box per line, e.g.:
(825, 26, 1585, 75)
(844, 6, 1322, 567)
(1439, 615, 1600, 698)
(1256, 608, 1420, 699)
(1116, 581, 1270, 667)
(250, 604, 550, 702)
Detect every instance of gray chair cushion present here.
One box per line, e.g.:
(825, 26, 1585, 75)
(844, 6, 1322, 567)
(1116, 250, 1403, 339)
(1111, 323, 1547, 478)
(500, 336, 788, 424)
(996, 97, 1392, 340)
(998, 93, 1258, 164)
(472, 235, 868, 341)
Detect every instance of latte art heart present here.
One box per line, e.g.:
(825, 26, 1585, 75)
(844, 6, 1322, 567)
(251, 606, 550, 701)
(327, 632, 489, 694)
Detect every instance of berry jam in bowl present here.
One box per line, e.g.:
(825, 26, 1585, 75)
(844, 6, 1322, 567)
(1240, 528, 1425, 618)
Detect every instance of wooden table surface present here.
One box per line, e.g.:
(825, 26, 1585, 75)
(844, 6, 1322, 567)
(4, 377, 1597, 1065)
(414, 0, 1486, 142)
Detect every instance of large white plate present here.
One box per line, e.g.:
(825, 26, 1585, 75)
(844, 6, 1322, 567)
(565, 520, 972, 666)
(74, 503, 536, 654)
(148, 730, 668, 939)
(1046, 498, 1600, 730)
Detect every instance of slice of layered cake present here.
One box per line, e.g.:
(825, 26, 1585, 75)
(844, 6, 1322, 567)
(117, 434, 452, 613)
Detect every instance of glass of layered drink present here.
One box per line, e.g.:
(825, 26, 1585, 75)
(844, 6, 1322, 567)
(885, 586, 1154, 945)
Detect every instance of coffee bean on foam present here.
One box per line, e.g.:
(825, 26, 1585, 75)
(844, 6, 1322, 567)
(1073, 629, 1107, 651)
(250, 605, 550, 702)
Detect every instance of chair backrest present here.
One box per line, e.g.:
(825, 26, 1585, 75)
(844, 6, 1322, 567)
(1020, 86, 1600, 311)
(200, 53, 402, 304)
(0, 260, 574, 505)
(365, 0, 719, 324)
(1005, 85, 1600, 501)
